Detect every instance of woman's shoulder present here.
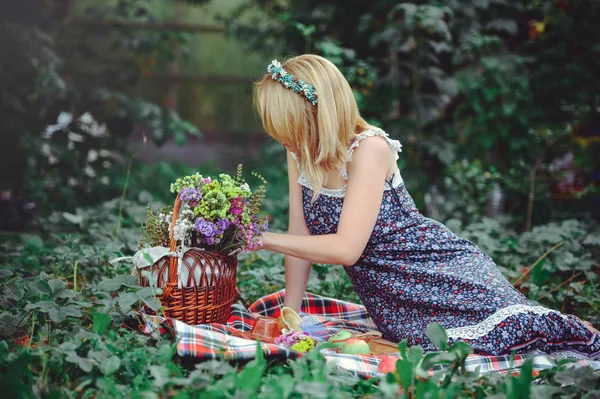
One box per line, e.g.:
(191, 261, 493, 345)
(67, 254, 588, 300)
(349, 126, 402, 160)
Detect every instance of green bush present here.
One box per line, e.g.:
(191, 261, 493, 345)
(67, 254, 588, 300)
(228, 0, 600, 226)
(1, 159, 599, 397)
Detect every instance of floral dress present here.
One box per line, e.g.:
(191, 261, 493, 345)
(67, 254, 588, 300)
(291, 127, 600, 359)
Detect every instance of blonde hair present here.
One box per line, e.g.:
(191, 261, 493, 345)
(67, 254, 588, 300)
(253, 54, 371, 201)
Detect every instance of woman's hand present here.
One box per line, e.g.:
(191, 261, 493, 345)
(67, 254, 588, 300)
(248, 233, 267, 251)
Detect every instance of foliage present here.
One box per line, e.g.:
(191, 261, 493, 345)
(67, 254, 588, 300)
(1, 252, 598, 398)
(0, 0, 202, 216)
(0, 153, 599, 397)
(22, 111, 122, 209)
(228, 0, 600, 226)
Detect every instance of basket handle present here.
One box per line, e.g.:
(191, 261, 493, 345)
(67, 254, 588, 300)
(163, 193, 182, 298)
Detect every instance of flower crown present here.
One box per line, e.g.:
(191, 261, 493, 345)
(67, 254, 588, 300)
(267, 59, 318, 106)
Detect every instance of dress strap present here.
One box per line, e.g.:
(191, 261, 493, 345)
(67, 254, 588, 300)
(289, 151, 301, 171)
(341, 127, 403, 181)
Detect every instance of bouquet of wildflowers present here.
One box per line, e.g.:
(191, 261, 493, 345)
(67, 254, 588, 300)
(140, 165, 268, 254)
(274, 331, 318, 353)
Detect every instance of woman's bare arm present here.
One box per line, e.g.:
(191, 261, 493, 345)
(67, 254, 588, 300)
(282, 151, 313, 312)
(262, 137, 391, 266)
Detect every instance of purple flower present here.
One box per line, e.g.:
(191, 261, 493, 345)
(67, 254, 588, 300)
(262, 219, 269, 231)
(180, 187, 202, 203)
(215, 218, 230, 234)
(194, 219, 216, 237)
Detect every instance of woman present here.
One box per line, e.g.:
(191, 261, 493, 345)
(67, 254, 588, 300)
(253, 54, 600, 359)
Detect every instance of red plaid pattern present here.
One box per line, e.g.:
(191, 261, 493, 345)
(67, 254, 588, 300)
(139, 290, 600, 378)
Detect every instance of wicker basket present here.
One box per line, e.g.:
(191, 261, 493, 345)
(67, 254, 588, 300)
(136, 194, 238, 325)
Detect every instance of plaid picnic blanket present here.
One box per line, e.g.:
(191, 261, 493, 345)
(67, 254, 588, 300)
(140, 290, 600, 378)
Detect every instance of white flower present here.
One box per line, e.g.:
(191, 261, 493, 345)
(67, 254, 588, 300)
(102, 160, 111, 168)
(57, 111, 73, 127)
(68, 132, 84, 142)
(41, 143, 52, 156)
(68, 177, 79, 187)
(159, 211, 172, 226)
(81, 122, 108, 137)
(43, 124, 62, 138)
(99, 149, 112, 157)
(172, 218, 193, 242)
(84, 165, 96, 177)
(240, 183, 250, 192)
(78, 112, 94, 125)
(90, 123, 107, 137)
(100, 176, 110, 185)
(87, 149, 98, 162)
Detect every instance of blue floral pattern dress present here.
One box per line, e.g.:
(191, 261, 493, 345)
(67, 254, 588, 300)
(291, 127, 600, 359)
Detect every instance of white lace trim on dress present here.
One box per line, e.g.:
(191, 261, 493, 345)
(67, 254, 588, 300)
(296, 170, 403, 197)
(290, 127, 403, 197)
(445, 304, 567, 340)
(342, 128, 403, 180)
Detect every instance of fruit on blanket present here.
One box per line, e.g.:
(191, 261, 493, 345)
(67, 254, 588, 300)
(341, 338, 370, 354)
(328, 330, 352, 342)
(377, 357, 398, 374)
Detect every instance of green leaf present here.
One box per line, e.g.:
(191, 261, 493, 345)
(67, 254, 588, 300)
(234, 341, 267, 395)
(62, 306, 82, 318)
(395, 357, 414, 389)
(35, 278, 53, 295)
(92, 312, 112, 335)
(275, 374, 295, 399)
(97, 275, 138, 292)
(426, 322, 448, 350)
(47, 279, 67, 293)
(115, 274, 139, 288)
(25, 300, 56, 312)
(65, 353, 93, 373)
(407, 345, 424, 364)
(117, 292, 139, 310)
(49, 308, 72, 323)
(100, 356, 121, 375)
(421, 351, 457, 369)
(142, 297, 162, 312)
(0, 350, 34, 398)
(0, 269, 13, 280)
(137, 286, 161, 299)
(394, 340, 414, 389)
(62, 212, 83, 225)
(149, 365, 170, 389)
(25, 235, 44, 248)
(448, 341, 473, 359)
(97, 278, 123, 292)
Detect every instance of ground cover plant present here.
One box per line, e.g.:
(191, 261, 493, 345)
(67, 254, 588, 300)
(1, 161, 599, 398)
(1, 0, 600, 397)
